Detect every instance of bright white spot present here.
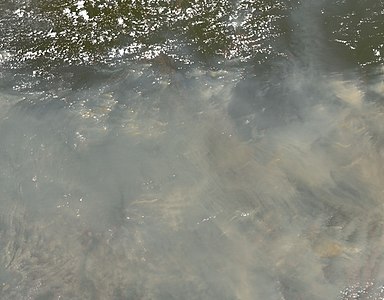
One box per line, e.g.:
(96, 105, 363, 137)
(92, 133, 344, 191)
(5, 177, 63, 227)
(0, 51, 12, 64)
(47, 31, 57, 38)
(230, 21, 239, 29)
(117, 17, 124, 25)
(197, 215, 217, 224)
(78, 10, 89, 21)
(63, 8, 71, 15)
(186, 8, 194, 16)
(14, 9, 24, 17)
(76, 0, 85, 10)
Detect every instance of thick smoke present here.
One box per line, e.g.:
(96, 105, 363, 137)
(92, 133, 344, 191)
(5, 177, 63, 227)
(0, 0, 384, 299)
(0, 59, 384, 299)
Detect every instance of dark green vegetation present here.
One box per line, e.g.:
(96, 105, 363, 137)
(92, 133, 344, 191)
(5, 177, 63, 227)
(0, 0, 295, 68)
(323, 0, 384, 67)
(1, 0, 383, 70)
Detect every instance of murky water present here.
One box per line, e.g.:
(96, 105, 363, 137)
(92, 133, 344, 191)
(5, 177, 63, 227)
(1, 0, 384, 299)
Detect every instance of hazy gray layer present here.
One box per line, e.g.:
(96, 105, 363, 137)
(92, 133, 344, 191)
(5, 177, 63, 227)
(0, 59, 384, 299)
(0, 0, 384, 299)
